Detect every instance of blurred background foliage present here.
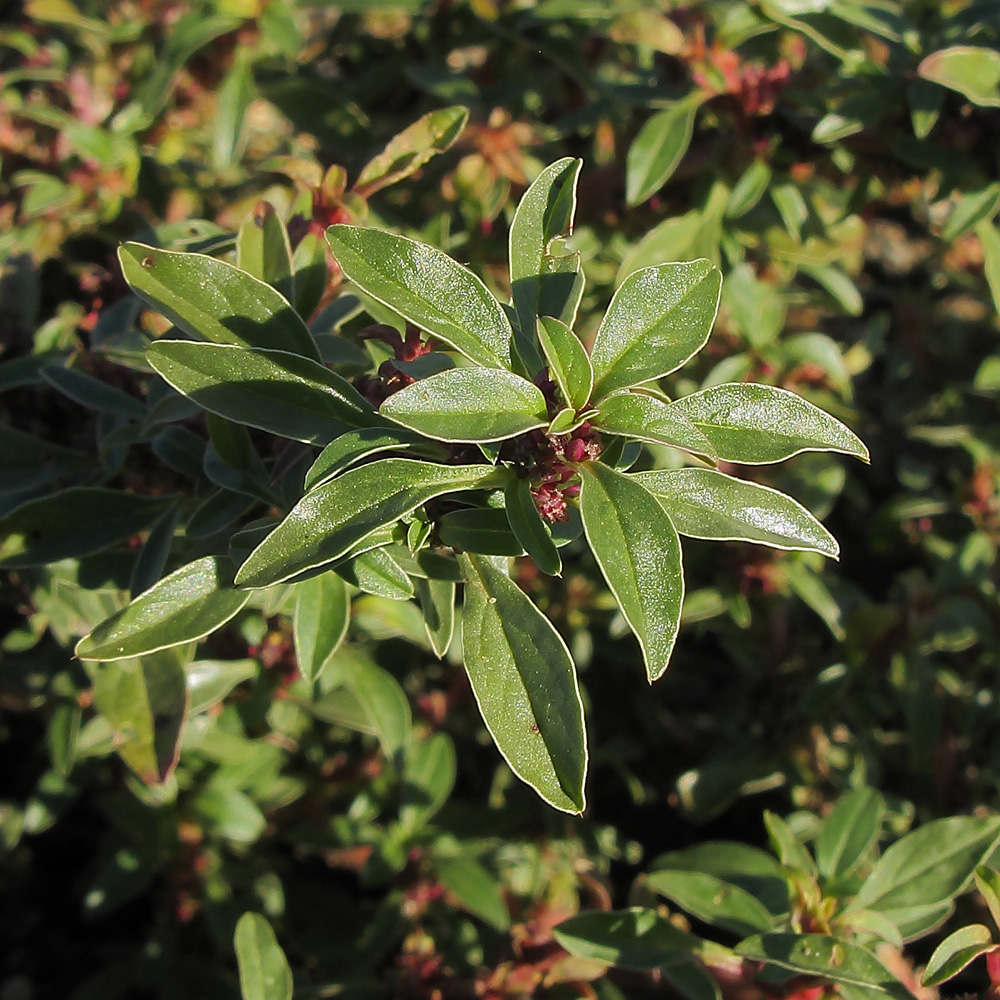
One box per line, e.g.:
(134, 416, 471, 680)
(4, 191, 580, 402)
(2, 0, 1000, 997)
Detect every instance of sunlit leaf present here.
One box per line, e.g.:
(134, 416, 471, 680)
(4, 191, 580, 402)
(234, 912, 293, 1000)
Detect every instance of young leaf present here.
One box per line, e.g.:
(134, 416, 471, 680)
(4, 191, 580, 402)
(0, 488, 174, 568)
(645, 870, 774, 936)
(415, 576, 455, 658)
(304, 426, 444, 491)
(233, 912, 294, 1000)
(237, 200, 295, 303)
(379, 367, 548, 442)
(292, 571, 350, 682)
(147, 341, 379, 445)
(505, 477, 561, 576)
(553, 908, 698, 970)
(578, 462, 684, 682)
(460, 553, 587, 813)
(626, 93, 702, 206)
(537, 316, 593, 410)
(590, 260, 722, 399)
(119, 243, 319, 360)
(235, 460, 508, 588)
(76, 556, 249, 661)
(671, 383, 869, 464)
(632, 469, 839, 557)
(326, 226, 513, 368)
(510, 157, 585, 336)
(815, 787, 884, 880)
(921, 925, 995, 987)
(593, 392, 717, 459)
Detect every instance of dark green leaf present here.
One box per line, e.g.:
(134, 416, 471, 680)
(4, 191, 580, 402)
(671, 383, 869, 464)
(461, 553, 587, 813)
(590, 260, 721, 399)
(326, 226, 513, 368)
(237, 200, 295, 302)
(128, 503, 179, 598)
(579, 462, 684, 682)
(292, 572, 350, 682)
(815, 788, 884, 881)
(505, 478, 561, 576)
(626, 94, 702, 206)
(632, 469, 838, 556)
(47, 701, 81, 778)
(119, 243, 319, 360)
(921, 925, 995, 987)
(40, 364, 146, 419)
(645, 869, 774, 935)
(235, 460, 507, 588)
(380, 367, 548, 442)
(0, 488, 174, 568)
(594, 392, 716, 458)
(304, 426, 443, 491)
(554, 908, 698, 970)
(438, 507, 525, 556)
(147, 341, 379, 445)
(340, 546, 415, 600)
(76, 556, 249, 661)
(537, 316, 593, 410)
(234, 912, 294, 1000)
(415, 576, 455, 658)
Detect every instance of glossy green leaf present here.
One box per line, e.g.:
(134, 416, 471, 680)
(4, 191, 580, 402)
(147, 341, 379, 446)
(0, 487, 173, 568)
(632, 469, 838, 556)
(736, 935, 907, 997)
(341, 546, 415, 600)
(505, 478, 561, 576)
(976, 866, 1000, 934)
(234, 912, 293, 1000)
(119, 242, 319, 360)
(672, 383, 869, 464)
(326, 226, 513, 368)
(510, 157, 585, 337)
(93, 650, 188, 784)
(815, 787, 884, 880)
(186, 658, 257, 714)
(921, 924, 995, 987)
(237, 200, 295, 303)
(461, 553, 587, 813)
(434, 854, 510, 932)
(851, 816, 1000, 933)
(626, 94, 702, 206)
(645, 870, 774, 936)
(554, 907, 698, 970)
(235, 460, 507, 588)
(439, 508, 525, 556)
(579, 462, 683, 682)
(292, 572, 350, 682)
(590, 260, 721, 399)
(537, 316, 593, 410)
(76, 556, 249, 661)
(594, 392, 716, 458)
(415, 576, 455, 658)
(304, 426, 443, 491)
(919, 46, 1000, 108)
(128, 503, 180, 599)
(380, 367, 547, 442)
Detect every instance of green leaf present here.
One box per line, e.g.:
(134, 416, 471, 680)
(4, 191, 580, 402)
(510, 157, 585, 338)
(593, 392, 717, 458)
(553, 907, 699, 970)
(537, 316, 593, 410)
(726, 159, 773, 219)
(671, 383, 869, 464)
(815, 787, 884, 881)
(47, 701, 81, 778)
(147, 341, 379, 445)
(590, 260, 721, 399)
(505, 478, 561, 576)
(195, 782, 266, 843)
(93, 650, 188, 784)
(764, 810, 816, 876)
(942, 184, 1000, 243)
(399, 731, 456, 834)
(919, 46, 1000, 108)
(235, 460, 507, 588)
(119, 243, 319, 360)
(415, 576, 455, 658)
(645, 869, 774, 936)
(579, 462, 683, 682)
(212, 46, 254, 171)
(0, 487, 173, 568)
(380, 367, 548, 442)
(340, 546, 415, 600)
(461, 553, 587, 813)
(626, 94, 702, 206)
(632, 469, 838, 557)
(438, 508, 525, 556)
(237, 200, 295, 303)
(850, 816, 1000, 935)
(304, 426, 444, 491)
(326, 226, 513, 368)
(186, 658, 257, 714)
(735, 935, 907, 997)
(40, 363, 146, 419)
(434, 854, 510, 932)
(353, 106, 469, 197)
(921, 924, 995, 987)
(76, 556, 249, 661)
(234, 912, 294, 1000)
(976, 220, 1000, 318)
(292, 572, 350, 682)
(976, 866, 1000, 935)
